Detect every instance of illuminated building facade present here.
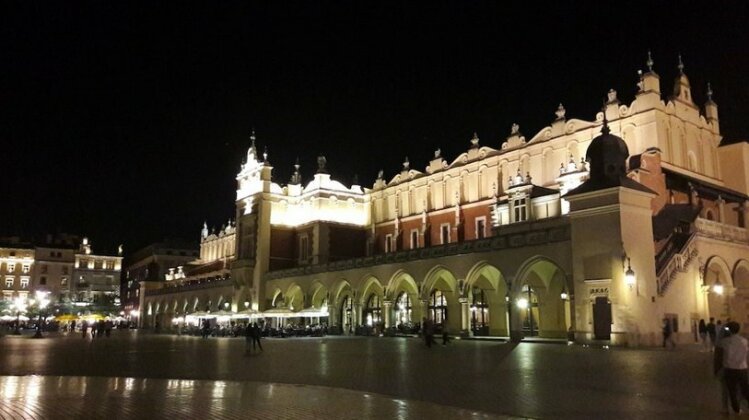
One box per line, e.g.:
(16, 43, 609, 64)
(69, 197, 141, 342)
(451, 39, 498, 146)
(1, 236, 123, 311)
(143, 55, 749, 346)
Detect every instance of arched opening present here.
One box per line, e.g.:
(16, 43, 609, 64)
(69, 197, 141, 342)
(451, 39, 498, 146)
(395, 292, 413, 327)
(466, 262, 508, 336)
(515, 257, 570, 339)
(340, 295, 354, 334)
(428, 289, 448, 325)
(705, 257, 732, 321)
(732, 261, 749, 332)
(364, 294, 382, 327)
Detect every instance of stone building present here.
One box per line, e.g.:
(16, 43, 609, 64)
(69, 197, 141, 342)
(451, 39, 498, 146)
(143, 55, 749, 346)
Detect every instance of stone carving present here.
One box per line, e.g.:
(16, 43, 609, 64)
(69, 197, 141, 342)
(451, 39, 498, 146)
(317, 155, 327, 173)
(403, 157, 410, 171)
(607, 89, 618, 103)
(470, 132, 480, 148)
(510, 123, 520, 135)
(434, 148, 441, 159)
(646, 50, 654, 73)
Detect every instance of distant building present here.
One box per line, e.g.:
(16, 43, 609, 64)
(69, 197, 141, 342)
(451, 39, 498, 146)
(0, 235, 122, 313)
(142, 55, 749, 346)
(121, 241, 199, 326)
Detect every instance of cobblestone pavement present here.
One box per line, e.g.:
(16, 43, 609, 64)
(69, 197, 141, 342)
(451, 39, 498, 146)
(0, 331, 727, 418)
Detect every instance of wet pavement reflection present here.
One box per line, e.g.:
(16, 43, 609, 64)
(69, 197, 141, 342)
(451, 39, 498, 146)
(0, 331, 725, 418)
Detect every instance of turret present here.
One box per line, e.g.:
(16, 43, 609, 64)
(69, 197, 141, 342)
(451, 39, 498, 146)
(705, 82, 720, 132)
(638, 50, 661, 95)
(671, 54, 696, 108)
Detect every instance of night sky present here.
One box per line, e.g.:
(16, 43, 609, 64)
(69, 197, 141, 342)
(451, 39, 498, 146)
(2, 2, 749, 254)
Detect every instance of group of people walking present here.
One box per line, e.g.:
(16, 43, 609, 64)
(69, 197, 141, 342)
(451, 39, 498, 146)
(80, 319, 113, 339)
(422, 317, 450, 348)
(701, 317, 749, 415)
(244, 322, 263, 353)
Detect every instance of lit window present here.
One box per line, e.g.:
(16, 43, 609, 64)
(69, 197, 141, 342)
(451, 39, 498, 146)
(61, 277, 68, 286)
(410, 230, 419, 249)
(513, 196, 528, 222)
(428, 289, 448, 325)
(440, 224, 451, 244)
(7, 263, 15, 273)
(4, 277, 13, 288)
(105, 261, 114, 270)
(20, 277, 29, 289)
(22, 264, 30, 274)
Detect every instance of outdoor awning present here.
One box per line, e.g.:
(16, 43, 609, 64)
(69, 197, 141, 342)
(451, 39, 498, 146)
(187, 311, 215, 318)
(261, 307, 329, 318)
(231, 309, 260, 319)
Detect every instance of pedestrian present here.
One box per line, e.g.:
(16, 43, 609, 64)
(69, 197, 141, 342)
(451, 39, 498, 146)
(244, 323, 253, 352)
(714, 321, 749, 415)
(251, 322, 263, 352)
(81, 320, 88, 339)
(662, 318, 675, 349)
(105, 320, 112, 337)
(698, 319, 709, 352)
(442, 322, 450, 346)
(707, 317, 717, 349)
(716, 320, 725, 346)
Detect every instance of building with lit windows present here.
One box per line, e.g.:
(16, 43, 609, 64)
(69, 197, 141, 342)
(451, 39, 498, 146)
(142, 55, 749, 346)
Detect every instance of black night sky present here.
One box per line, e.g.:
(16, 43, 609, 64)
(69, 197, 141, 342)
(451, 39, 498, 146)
(2, 2, 748, 254)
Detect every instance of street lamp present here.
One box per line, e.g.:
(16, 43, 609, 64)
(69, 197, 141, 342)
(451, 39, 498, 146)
(12, 296, 27, 335)
(713, 280, 724, 295)
(33, 290, 50, 338)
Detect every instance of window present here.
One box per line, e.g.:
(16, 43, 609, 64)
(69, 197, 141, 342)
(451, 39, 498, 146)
(22, 264, 30, 274)
(396, 292, 412, 326)
(106, 261, 114, 270)
(50, 251, 55, 257)
(94, 260, 103, 269)
(410, 230, 419, 249)
(41, 264, 48, 274)
(513, 197, 528, 222)
(78, 276, 85, 284)
(428, 289, 448, 325)
(61, 277, 68, 286)
(7, 263, 15, 273)
(385, 234, 393, 253)
(299, 235, 310, 262)
(40, 276, 47, 285)
(4, 277, 13, 288)
(471, 288, 490, 335)
(476, 217, 486, 239)
(20, 277, 29, 289)
(62, 266, 69, 275)
(364, 294, 382, 326)
(440, 224, 451, 244)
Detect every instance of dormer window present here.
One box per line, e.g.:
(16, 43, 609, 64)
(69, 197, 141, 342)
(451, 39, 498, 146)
(410, 230, 419, 249)
(384, 234, 393, 253)
(299, 234, 310, 262)
(512, 196, 528, 223)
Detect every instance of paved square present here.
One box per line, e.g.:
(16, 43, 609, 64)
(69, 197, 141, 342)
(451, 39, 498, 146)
(0, 331, 726, 418)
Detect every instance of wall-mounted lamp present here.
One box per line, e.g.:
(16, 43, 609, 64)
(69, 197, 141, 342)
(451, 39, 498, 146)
(713, 280, 724, 295)
(517, 298, 529, 309)
(624, 257, 636, 289)
(560, 292, 569, 300)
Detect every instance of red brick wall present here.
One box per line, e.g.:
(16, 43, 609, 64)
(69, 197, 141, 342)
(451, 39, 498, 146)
(329, 225, 367, 261)
(269, 227, 295, 271)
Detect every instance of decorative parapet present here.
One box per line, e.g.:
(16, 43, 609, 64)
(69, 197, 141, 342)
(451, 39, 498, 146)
(695, 218, 748, 243)
(145, 277, 233, 297)
(264, 218, 571, 281)
(656, 234, 698, 296)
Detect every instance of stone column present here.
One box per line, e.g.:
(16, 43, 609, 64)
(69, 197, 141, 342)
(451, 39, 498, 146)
(459, 297, 470, 336)
(742, 201, 749, 228)
(420, 299, 429, 323)
(717, 195, 726, 223)
(383, 300, 392, 328)
(353, 302, 362, 328)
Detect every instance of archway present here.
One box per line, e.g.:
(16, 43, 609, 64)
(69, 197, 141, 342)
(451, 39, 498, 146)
(359, 276, 384, 328)
(732, 261, 749, 332)
(704, 256, 733, 320)
(466, 262, 508, 336)
(514, 257, 570, 339)
(422, 266, 460, 333)
(387, 270, 420, 330)
(285, 284, 305, 312)
(332, 280, 354, 334)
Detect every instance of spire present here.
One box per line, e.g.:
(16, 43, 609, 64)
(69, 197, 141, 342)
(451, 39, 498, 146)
(646, 50, 654, 73)
(601, 101, 610, 135)
(246, 128, 258, 163)
(706, 82, 714, 102)
(402, 157, 410, 171)
(555, 103, 566, 120)
(263, 145, 269, 163)
(677, 53, 684, 74)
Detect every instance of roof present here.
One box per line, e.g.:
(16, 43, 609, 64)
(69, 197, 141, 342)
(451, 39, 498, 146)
(565, 176, 655, 197)
(663, 168, 748, 202)
(184, 259, 229, 277)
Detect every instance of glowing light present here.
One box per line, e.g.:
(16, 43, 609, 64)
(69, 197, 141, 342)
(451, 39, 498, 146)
(517, 298, 529, 309)
(130, 310, 140, 317)
(560, 292, 568, 300)
(713, 283, 724, 295)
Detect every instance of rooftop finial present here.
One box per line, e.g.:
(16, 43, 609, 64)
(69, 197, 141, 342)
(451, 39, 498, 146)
(555, 103, 566, 120)
(316, 155, 327, 174)
(403, 156, 410, 171)
(263, 145, 268, 163)
(290, 157, 302, 184)
(470, 131, 480, 148)
(677, 54, 684, 74)
(601, 100, 610, 135)
(646, 50, 654, 73)
(250, 127, 256, 145)
(707, 82, 714, 101)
